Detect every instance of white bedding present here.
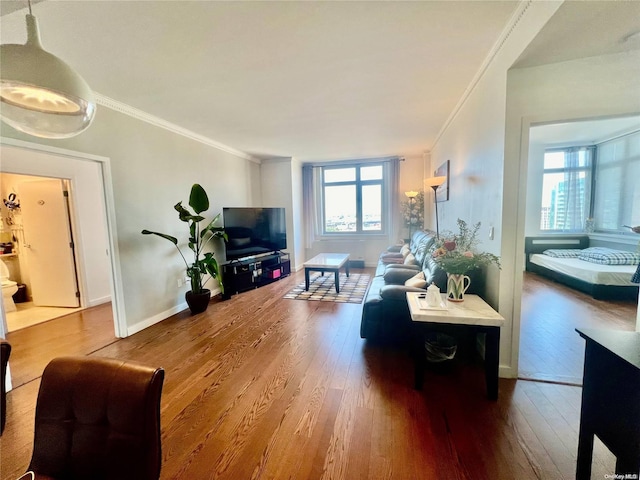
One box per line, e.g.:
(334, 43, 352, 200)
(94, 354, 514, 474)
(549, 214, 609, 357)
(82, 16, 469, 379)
(530, 253, 637, 286)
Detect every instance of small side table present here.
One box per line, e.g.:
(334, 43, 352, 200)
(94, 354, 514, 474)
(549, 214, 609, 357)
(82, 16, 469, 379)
(575, 328, 640, 480)
(406, 292, 504, 400)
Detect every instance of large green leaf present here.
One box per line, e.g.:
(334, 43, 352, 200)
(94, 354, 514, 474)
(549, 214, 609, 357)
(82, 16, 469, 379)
(142, 184, 225, 294)
(189, 184, 209, 214)
(141, 230, 178, 245)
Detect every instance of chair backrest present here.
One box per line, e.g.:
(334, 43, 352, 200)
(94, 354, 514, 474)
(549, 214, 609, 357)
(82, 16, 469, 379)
(1, 339, 11, 435)
(28, 356, 164, 480)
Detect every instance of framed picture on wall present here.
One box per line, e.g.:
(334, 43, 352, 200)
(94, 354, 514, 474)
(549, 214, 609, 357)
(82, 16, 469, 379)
(435, 160, 449, 203)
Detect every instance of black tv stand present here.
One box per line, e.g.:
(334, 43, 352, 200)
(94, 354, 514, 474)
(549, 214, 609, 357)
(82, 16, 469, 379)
(221, 251, 290, 299)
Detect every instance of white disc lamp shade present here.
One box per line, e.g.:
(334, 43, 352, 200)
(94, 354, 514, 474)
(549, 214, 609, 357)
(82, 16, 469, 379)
(0, 14, 96, 139)
(424, 176, 447, 189)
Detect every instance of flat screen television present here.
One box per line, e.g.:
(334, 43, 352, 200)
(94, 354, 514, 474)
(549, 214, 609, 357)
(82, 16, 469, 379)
(223, 207, 287, 261)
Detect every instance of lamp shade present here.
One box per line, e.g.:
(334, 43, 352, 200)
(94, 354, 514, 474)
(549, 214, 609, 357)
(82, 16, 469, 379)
(424, 176, 447, 189)
(0, 14, 95, 139)
(404, 190, 419, 198)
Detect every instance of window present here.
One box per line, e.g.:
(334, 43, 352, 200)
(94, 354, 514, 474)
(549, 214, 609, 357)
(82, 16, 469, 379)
(593, 131, 640, 232)
(322, 164, 384, 233)
(540, 147, 593, 232)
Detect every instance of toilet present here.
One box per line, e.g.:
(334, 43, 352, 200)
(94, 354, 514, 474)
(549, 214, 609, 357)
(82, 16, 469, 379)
(1, 259, 18, 313)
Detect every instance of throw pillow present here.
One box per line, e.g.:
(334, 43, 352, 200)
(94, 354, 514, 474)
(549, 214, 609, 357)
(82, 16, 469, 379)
(400, 244, 410, 258)
(405, 271, 427, 288)
(404, 253, 416, 265)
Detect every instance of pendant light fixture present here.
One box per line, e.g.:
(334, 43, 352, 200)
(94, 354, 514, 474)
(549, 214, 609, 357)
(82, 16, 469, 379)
(0, 1, 96, 139)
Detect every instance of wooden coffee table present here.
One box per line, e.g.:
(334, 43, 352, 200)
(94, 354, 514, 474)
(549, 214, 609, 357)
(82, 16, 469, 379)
(304, 253, 350, 293)
(406, 292, 504, 400)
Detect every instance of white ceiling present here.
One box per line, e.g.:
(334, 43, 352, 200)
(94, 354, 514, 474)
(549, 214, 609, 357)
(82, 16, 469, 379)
(530, 115, 640, 147)
(1, 1, 639, 162)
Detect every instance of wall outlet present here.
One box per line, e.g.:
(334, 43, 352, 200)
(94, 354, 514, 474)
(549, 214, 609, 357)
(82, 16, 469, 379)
(177, 278, 183, 287)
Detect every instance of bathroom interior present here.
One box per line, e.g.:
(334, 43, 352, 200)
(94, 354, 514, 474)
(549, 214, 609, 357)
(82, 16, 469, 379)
(1, 173, 82, 332)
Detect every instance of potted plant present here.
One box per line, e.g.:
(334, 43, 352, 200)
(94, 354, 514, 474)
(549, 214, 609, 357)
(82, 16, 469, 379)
(142, 183, 227, 314)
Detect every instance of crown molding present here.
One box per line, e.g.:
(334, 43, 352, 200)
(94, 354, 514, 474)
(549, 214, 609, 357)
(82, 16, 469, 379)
(94, 93, 259, 163)
(432, 0, 534, 148)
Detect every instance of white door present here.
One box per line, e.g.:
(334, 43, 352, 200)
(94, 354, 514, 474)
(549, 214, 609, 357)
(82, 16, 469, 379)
(19, 179, 80, 307)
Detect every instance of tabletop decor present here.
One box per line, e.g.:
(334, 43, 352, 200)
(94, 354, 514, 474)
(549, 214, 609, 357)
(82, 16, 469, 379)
(430, 219, 500, 301)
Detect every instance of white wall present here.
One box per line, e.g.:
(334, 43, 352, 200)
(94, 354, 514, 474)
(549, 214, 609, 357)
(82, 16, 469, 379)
(290, 157, 304, 271)
(260, 158, 298, 268)
(428, 1, 563, 377)
(1, 106, 260, 335)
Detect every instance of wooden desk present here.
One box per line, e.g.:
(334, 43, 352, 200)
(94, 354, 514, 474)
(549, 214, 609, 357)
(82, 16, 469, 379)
(575, 328, 640, 479)
(303, 253, 350, 293)
(407, 292, 504, 400)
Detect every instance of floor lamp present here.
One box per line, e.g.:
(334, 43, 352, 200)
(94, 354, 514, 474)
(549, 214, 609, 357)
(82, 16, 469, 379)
(424, 176, 447, 238)
(404, 190, 418, 243)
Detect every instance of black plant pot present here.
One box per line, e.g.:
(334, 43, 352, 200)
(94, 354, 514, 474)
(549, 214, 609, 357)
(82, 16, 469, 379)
(185, 289, 211, 315)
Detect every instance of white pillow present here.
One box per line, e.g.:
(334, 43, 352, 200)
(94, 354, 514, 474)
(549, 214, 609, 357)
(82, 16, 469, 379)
(400, 243, 410, 257)
(404, 253, 416, 265)
(405, 271, 426, 288)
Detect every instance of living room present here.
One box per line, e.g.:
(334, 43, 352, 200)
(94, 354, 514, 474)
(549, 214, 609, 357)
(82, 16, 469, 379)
(1, 1, 639, 478)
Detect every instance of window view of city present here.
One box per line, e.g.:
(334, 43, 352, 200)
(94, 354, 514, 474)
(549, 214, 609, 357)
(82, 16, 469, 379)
(323, 165, 383, 233)
(540, 149, 592, 231)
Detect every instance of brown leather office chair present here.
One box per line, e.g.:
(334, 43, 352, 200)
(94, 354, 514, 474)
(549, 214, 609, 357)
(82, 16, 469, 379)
(1, 338, 11, 435)
(27, 356, 165, 480)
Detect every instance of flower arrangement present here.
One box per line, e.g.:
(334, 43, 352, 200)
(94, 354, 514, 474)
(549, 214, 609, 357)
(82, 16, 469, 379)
(401, 190, 424, 228)
(429, 219, 501, 274)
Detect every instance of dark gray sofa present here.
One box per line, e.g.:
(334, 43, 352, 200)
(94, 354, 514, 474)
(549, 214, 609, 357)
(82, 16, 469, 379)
(360, 230, 483, 342)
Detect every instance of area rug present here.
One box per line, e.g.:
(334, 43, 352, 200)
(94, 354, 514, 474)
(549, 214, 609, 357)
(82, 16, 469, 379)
(283, 272, 371, 303)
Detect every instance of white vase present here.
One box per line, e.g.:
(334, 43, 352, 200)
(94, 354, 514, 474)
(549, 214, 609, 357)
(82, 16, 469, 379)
(446, 273, 470, 302)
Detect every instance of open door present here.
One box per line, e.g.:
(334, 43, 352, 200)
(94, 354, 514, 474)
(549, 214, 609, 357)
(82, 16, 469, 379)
(19, 179, 80, 307)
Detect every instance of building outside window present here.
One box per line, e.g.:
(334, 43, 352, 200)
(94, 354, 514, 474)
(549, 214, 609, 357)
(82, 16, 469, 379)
(540, 147, 594, 232)
(322, 164, 384, 234)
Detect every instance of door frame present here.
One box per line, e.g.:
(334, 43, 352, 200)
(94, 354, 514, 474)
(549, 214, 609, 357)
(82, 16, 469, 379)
(0, 137, 126, 338)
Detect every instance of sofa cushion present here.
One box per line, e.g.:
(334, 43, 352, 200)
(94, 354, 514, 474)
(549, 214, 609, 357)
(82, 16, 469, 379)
(384, 267, 419, 285)
(405, 271, 427, 288)
(380, 284, 426, 301)
(380, 252, 405, 264)
(404, 253, 416, 265)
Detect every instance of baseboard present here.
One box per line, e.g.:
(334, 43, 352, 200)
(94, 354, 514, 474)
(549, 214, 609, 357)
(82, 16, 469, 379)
(127, 301, 187, 336)
(499, 365, 517, 379)
(85, 295, 111, 307)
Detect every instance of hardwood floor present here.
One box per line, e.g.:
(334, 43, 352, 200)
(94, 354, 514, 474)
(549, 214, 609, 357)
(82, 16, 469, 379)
(1, 269, 622, 479)
(519, 272, 637, 384)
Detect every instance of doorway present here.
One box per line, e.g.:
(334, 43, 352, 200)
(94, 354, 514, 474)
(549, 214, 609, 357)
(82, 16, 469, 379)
(0, 138, 125, 341)
(1, 173, 86, 332)
(518, 116, 640, 383)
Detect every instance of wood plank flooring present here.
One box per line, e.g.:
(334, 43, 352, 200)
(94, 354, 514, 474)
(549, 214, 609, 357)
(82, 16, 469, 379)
(519, 272, 636, 384)
(0, 269, 624, 480)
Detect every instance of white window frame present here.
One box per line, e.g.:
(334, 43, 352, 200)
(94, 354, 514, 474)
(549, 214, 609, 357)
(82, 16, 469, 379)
(540, 146, 594, 233)
(320, 162, 387, 236)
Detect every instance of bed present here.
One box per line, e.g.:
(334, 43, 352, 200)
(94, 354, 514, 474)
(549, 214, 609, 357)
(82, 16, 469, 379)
(525, 235, 639, 300)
